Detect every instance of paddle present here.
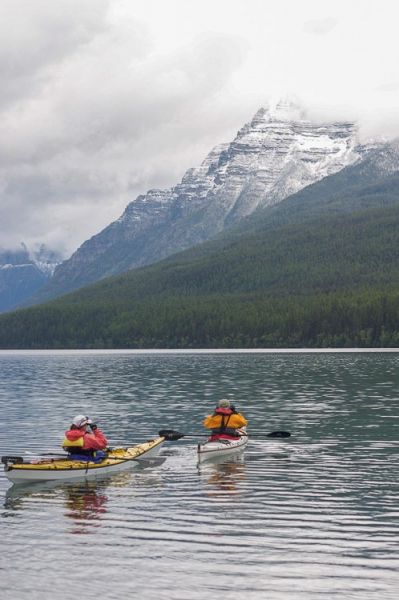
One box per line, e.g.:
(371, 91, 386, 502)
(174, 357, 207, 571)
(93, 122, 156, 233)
(107, 456, 166, 467)
(1, 456, 24, 465)
(158, 429, 291, 441)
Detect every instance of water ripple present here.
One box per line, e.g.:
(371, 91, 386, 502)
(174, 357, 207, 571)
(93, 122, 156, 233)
(1, 352, 399, 600)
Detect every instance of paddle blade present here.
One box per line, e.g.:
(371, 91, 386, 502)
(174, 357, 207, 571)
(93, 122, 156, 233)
(1, 456, 24, 465)
(158, 429, 185, 441)
(134, 457, 166, 468)
(266, 431, 291, 438)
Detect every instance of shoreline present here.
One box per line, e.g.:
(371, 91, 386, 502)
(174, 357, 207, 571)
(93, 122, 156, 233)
(1, 347, 399, 356)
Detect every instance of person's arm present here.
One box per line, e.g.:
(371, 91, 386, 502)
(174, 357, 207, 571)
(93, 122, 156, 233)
(203, 414, 218, 429)
(231, 413, 248, 428)
(83, 428, 108, 450)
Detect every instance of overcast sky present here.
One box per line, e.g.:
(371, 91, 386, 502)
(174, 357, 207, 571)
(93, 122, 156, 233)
(1, 0, 399, 257)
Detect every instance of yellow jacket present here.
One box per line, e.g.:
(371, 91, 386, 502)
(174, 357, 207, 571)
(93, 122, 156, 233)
(203, 411, 248, 430)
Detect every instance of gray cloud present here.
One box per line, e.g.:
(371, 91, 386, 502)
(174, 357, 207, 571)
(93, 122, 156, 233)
(1, 0, 398, 257)
(0, 0, 111, 109)
(0, 4, 246, 255)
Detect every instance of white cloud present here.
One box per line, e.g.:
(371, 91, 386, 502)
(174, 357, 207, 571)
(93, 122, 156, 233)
(303, 18, 338, 35)
(1, 0, 399, 256)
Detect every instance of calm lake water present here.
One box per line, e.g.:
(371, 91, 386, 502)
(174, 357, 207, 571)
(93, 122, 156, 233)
(0, 350, 398, 600)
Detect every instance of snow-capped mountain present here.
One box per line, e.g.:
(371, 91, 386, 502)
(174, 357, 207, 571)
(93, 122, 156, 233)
(32, 101, 374, 302)
(0, 244, 62, 312)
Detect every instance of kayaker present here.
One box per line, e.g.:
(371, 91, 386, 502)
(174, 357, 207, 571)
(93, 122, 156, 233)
(62, 414, 108, 461)
(203, 399, 248, 439)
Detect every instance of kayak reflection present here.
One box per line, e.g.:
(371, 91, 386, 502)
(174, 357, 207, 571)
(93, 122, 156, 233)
(64, 480, 108, 534)
(4, 472, 139, 534)
(4, 478, 110, 532)
(198, 453, 246, 496)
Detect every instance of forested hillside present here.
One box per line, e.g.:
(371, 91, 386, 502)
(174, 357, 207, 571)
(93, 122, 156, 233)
(1, 159, 399, 349)
(31, 102, 364, 303)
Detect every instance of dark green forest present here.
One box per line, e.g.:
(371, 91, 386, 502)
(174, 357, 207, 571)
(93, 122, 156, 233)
(1, 176, 399, 349)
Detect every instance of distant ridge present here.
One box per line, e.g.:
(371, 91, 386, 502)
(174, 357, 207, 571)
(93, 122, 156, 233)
(32, 101, 367, 304)
(2, 140, 399, 349)
(0, 244, 61, 312)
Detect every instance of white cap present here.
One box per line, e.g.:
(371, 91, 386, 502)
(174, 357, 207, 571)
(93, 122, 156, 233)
(72, 414, 89, 428)
(218, 399, 231, 408)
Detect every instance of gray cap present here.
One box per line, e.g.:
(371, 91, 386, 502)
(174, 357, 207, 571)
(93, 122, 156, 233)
(72, 414, 89, 428)
(218, 399, 231, 408)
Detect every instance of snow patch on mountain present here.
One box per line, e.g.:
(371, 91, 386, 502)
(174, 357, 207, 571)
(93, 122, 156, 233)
(33, 101, 385, 301)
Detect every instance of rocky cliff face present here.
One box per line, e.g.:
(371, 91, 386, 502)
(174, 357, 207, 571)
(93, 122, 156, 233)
(35, 101, 369, 301)
(0, 244, 61, 312)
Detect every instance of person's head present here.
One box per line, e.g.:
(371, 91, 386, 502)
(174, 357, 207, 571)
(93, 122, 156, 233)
(72, 414, 89, 429)
(218, 399, 231, 409)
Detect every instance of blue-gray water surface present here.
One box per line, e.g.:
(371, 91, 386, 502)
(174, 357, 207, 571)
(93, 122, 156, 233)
(0, 350, 398, 600)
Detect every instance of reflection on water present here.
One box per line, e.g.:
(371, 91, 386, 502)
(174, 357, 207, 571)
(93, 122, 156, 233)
(198, 454, 247, 497)
(4, 473, 141, 535)
(64, 483, 108, 535)
(0, 351, 399, 600)
(6, 480, 109, 534)
(3, 469, 165, 539)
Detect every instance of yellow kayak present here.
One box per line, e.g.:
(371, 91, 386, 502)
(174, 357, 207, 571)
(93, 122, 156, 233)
(2, 436, 165, 485)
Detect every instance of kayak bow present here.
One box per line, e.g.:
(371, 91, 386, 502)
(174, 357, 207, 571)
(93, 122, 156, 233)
(2, 436, 165, 485)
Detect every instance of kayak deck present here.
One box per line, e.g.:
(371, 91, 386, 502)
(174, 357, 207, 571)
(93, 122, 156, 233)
(2, 436, 165, 484)
(197, 430, 248, 462)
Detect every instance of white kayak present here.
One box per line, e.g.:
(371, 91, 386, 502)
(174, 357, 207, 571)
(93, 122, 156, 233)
(1, 436, 165, 485)
(197, 429, 248, 463)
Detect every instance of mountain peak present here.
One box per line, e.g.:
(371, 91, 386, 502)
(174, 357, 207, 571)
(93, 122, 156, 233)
(253, 99, 307, 124)
(32, 104, 370, 303)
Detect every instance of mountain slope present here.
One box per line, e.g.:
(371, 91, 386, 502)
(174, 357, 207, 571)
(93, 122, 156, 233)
(2, 156, 399, 349)
(153, 139, 399, 264)
(0, 244, 61, 312)
(34, 101, 366, 303)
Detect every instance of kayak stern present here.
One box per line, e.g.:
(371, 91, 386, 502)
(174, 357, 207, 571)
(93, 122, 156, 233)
(3, 436, 165, 485)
